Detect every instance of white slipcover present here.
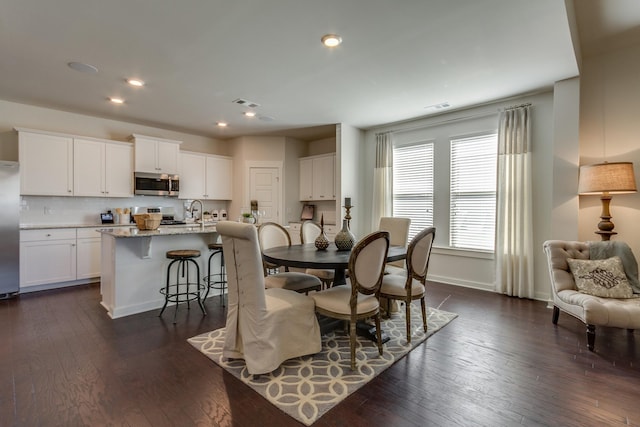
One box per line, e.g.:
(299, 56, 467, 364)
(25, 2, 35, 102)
(217, 221, 321, 375)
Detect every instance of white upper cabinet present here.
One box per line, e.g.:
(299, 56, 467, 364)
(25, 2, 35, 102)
(299, 153, 335, 201)
(131, 134, 181, 174)
(19, 131, 74, 196)
(74, 138, 133, 197)
(179, 152, 207, 200)
(206, 155, 233, 200)
(179, 151, 233, 200)
(299, 157, 313, 200)
(312, 154, 335, 200)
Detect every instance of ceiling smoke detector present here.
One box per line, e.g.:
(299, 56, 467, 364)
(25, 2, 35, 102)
(232, 98, 261, 108)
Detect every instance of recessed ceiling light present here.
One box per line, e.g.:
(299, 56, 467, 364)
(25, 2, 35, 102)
(216, 122, 228, 127)
(109, 97, 124, 104)
(244, 111, 256, 117)
(68, 61, 98, 74)
(321, 34, 342, 47)
(127, 78, 145, 87)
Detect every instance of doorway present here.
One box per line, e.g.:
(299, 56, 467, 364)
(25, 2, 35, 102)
(248, 164, 281, 224)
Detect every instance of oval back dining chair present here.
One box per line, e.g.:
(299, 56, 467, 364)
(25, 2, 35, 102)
(379, 227, 436, 343)
(300, 220, 335, 289)
(257, 222, 322, 294)
(311, 231, 390, 370)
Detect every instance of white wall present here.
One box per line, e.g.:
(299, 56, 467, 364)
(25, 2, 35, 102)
(579, 46, 640, 258)
(0, 99, 227, 155)
(337, 124, 363, 237)
(360, 91, 557, 300)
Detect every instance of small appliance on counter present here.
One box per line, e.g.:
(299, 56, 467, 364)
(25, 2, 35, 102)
(100, 210, 114, 224)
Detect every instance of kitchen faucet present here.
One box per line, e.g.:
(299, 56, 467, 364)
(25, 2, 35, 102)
(189, 199, 204, 227)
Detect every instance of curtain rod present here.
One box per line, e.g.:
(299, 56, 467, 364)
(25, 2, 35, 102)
(503, 102, 532, 111)
(382, 110, 498, 135)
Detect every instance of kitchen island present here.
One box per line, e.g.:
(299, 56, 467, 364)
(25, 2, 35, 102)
(99, 225, 219, 319)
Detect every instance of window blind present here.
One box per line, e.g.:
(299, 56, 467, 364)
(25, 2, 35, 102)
(392, 142, 434, 241)
(450, 134, 497, 251)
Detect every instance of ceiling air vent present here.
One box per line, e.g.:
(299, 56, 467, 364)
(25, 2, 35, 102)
(232, 98, 261, 108)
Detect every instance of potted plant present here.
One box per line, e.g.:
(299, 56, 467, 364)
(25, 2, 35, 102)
(242, 212, 255, 224)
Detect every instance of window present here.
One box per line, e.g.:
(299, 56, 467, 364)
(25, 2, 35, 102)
(392, 142, 434, 241)
(449, 134, 497, 251)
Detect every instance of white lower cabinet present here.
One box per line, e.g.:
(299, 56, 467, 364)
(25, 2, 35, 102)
(76, 228, 102, 279)
(288, 223, 302, 245)
(20, 227, 103, 289)
(288, 222, 337, 245)
(20, 229, 77, 288)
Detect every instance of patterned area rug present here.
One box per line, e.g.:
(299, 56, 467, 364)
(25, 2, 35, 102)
(188, 304, 457, 426)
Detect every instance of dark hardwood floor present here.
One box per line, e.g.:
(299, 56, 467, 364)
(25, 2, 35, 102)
(1, 281, 639, 427)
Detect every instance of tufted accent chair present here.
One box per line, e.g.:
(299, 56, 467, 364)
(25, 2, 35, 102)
(543, 240, 640, 351)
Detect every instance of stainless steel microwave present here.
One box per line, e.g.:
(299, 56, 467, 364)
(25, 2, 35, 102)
(134, 172, 179, 197)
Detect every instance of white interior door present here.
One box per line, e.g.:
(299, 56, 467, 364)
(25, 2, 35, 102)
(249, 167, 280, 224)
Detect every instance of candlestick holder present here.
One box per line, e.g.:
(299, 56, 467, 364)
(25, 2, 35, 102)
(344, 204, 353, 228)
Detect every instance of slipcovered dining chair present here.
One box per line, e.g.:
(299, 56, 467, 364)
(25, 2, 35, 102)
(380, 227, 436, 343)
(300, 220, 335, 289)
(311, 231, 390, 370)
(216, 221, 321, 375)
(378, 217, 411, 274)
(258, 222, 322, 294)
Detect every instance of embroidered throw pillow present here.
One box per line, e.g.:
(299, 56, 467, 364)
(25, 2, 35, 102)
(567, 256, 634, 298)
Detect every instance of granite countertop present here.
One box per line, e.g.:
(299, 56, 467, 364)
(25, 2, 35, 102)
(98, 225, 218, 238)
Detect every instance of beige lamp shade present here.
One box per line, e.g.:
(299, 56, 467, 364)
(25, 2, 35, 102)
(578, 162, 637, 195)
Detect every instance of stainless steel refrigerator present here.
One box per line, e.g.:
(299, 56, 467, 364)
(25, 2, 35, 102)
(0, 161, 19, 299)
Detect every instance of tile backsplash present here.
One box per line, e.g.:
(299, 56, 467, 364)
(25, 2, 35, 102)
(20, 196, 228, 226)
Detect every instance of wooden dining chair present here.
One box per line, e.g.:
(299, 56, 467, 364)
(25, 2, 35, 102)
(257, 222, 322, 294)
(379, 227, 435, 343)
(311, 231, 390, 370)
(300, 220, 335, 289)
(216, 221, 321, 375)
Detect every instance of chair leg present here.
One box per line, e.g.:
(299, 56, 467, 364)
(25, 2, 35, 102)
(587, 324, 596, 351)
(374, 313, 383, 356)
(552, 306, 560, 324)
(420, 297, 427, 334)
(405, 299, 412, 344)
(349, 317, 357, 370)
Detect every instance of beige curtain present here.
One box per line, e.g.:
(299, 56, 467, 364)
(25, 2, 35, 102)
(372, 132, 393, 230)
(495, 105, 534, 298)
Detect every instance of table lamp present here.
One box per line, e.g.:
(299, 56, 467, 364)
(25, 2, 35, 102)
(578, 161, 637, 240)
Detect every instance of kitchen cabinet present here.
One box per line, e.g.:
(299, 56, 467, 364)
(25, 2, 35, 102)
(131, 134, 181, 174)
(20, 227, 104, 289)
(76, 228, 102, 279)
(20, 229, 77, 288)
(18, 130, 74, 196)
(288, 222, 336, 244)
(299, 154, 335, 201)
(179, 151, 233, 200)
(299, 158, 313, 200)
(288, 223, 302, 245)
(74, 139, 134, 197)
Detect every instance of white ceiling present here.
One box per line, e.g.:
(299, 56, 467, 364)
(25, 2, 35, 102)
(0, 0, 636, 140)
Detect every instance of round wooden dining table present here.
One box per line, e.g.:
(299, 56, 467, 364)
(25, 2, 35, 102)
(262, 242, 407, 286)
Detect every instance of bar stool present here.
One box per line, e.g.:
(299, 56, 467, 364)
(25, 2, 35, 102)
(203, 242, 227, 307)
(159, 249, 206, 323)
